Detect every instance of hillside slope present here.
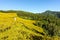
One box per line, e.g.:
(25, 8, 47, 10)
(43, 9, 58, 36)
(0, 13, 45, 40)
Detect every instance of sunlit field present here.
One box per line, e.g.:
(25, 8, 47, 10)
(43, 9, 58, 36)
(0, 12, 45, 40)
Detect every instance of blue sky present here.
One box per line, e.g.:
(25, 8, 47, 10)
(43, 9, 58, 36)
(0, 0, 60, 13)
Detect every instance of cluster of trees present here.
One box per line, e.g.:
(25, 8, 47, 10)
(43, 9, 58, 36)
(0, 10, 17, 13)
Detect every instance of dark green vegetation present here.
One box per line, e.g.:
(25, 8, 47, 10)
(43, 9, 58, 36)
(17, 10, 60, 36)
(0, 10, 60, 40)
(17, 10, 60, 40)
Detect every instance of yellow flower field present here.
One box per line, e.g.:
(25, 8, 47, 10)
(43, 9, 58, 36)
(0, 13, 44, 40)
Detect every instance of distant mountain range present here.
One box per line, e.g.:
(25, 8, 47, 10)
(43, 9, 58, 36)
(42, 10, 60, 18)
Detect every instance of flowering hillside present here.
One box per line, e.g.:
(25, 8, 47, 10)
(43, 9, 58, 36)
(0, 13, 45, 40)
